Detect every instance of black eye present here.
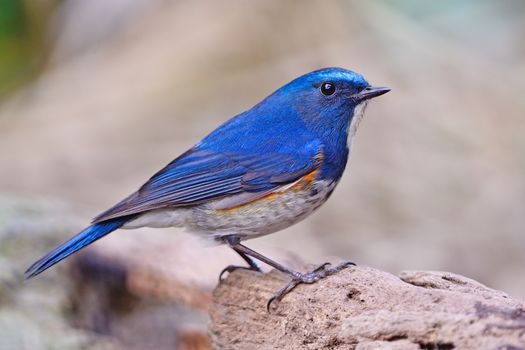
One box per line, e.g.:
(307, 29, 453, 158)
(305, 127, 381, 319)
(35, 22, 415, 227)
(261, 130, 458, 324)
(320, 82, 336, 96)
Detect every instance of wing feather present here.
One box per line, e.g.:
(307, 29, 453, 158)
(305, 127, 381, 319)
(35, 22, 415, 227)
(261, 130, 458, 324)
(92, 148, 319, 223)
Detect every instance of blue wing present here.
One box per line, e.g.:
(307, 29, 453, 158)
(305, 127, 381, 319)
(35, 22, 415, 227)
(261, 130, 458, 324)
(92, 147, 321, 223)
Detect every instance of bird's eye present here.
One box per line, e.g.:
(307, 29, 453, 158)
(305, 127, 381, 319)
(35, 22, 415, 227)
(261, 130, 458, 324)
(320, 82, 336, 96)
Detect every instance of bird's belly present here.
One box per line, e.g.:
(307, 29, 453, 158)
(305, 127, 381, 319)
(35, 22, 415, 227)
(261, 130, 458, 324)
(124, 179, 338, 242)
(185, 179, 337, 241)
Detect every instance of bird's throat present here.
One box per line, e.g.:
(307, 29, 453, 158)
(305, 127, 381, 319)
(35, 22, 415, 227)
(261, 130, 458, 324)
(348, 101, 368, 142)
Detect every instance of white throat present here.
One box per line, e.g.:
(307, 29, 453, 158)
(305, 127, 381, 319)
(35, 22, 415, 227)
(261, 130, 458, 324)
(348, 101, 368, 143)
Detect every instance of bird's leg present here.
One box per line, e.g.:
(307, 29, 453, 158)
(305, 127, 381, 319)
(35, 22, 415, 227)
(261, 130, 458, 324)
(222, 235, 300, 276)
(222, 235, 355, 311)
(219, 247, 263, 281)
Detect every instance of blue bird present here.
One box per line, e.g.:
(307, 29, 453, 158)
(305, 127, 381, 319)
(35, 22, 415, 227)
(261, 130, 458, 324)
(25, 67, 389, 308)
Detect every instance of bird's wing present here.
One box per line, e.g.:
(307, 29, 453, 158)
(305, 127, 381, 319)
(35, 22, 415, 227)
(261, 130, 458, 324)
(92, 148, 321, 223)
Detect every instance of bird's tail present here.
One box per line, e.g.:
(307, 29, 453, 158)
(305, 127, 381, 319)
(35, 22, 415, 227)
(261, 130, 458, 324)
(25, 217, 130, 279)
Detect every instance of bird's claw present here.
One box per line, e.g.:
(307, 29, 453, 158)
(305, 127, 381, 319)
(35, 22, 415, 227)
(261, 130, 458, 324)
(267, 260, 356, 312)
(219, 264, 262, 282)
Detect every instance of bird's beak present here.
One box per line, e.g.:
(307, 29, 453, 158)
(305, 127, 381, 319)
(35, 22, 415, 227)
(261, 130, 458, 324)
(354, 86, 390, 101)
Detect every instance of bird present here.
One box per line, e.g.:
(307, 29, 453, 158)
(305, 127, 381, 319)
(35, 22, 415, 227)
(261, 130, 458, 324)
(25, 67, 389, 309)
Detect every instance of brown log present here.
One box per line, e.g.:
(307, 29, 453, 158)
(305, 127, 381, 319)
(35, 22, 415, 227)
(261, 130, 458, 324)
(66, 231, 525, 349)
(209, 265, 525, 350)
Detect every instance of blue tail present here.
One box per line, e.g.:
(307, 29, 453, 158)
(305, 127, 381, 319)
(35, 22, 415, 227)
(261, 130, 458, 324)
(25, 217, 129, 279)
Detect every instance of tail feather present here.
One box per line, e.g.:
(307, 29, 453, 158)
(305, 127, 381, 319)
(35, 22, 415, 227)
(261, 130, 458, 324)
(25, 217, 129, 279)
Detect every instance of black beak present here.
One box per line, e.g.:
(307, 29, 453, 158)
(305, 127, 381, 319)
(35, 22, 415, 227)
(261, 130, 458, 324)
(354, 86, 390, 101)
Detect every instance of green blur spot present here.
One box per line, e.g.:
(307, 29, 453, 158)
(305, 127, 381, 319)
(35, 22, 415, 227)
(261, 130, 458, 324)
(0, 0, 46, 100)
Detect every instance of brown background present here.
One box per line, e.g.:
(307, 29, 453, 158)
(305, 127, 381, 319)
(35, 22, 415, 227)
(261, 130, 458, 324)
(0, 1, 524, 348)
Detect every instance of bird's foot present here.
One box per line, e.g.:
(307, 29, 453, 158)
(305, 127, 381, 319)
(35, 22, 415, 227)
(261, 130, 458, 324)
(267, 260, 355, 311)
(219, 263, 263, 282)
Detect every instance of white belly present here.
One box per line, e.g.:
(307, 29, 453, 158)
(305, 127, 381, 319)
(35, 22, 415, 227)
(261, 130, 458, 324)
(123, 179, 337, 242)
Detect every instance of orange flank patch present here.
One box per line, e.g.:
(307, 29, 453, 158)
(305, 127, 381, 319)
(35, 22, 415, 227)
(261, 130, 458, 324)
(290, 168, 319, 191)
(217, 168, 320, 212)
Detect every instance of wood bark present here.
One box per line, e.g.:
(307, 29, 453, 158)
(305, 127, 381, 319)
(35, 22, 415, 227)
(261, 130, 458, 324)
(209, 265, 525, 350)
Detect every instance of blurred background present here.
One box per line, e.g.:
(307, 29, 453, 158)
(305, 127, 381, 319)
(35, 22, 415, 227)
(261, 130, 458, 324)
(1, 0, 524, 349)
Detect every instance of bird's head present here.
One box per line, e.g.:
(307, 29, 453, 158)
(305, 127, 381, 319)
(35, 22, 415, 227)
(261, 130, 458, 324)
(272, 67, 389, 141)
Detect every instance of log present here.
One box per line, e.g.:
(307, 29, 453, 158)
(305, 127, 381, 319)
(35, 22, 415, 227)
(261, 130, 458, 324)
(66, 230, 525, 349)
(209, 265, 525, 350)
